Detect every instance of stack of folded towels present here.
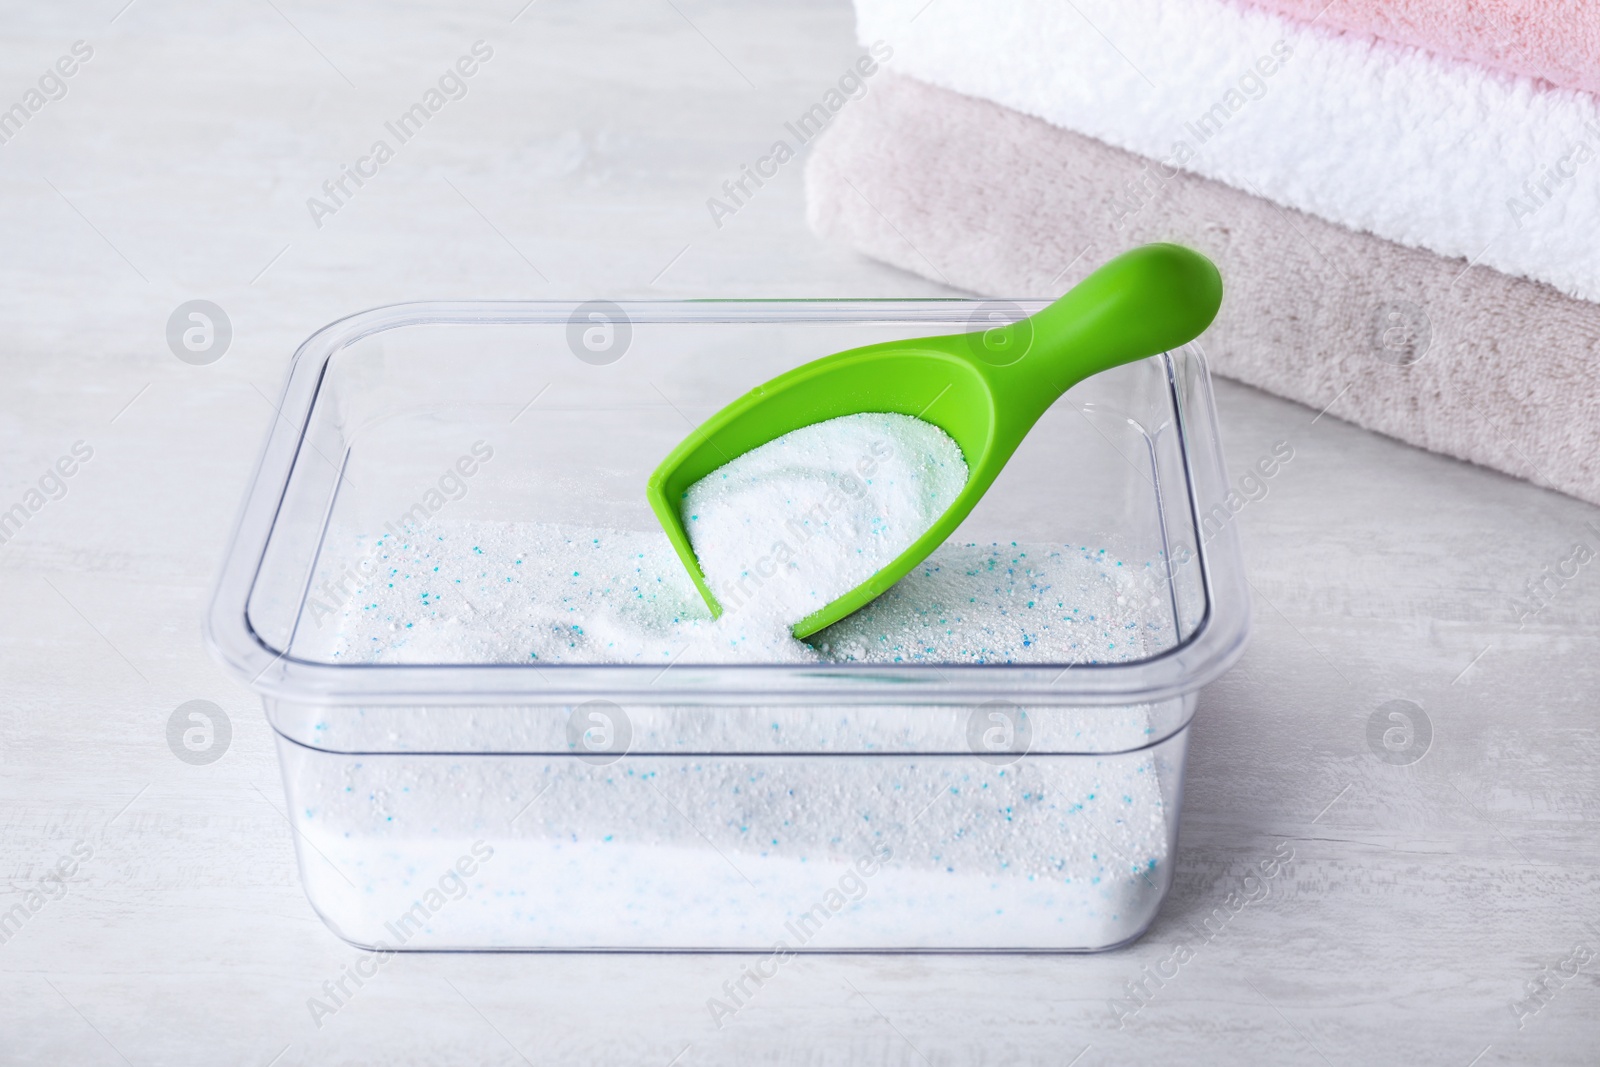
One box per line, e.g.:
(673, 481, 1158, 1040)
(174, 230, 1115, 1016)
(805, 0, 1600, 504)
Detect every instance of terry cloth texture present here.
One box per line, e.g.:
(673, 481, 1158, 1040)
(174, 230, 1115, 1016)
(854, 0, 1600, 304)
(805, 73, 1600, 505)
(1241, 0, 1600, 97)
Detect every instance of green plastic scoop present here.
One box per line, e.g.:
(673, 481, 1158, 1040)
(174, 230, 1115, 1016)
(646, 242, 1223, 639)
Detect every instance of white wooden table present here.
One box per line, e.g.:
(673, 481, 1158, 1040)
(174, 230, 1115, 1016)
(2, 1, 1596, 1063)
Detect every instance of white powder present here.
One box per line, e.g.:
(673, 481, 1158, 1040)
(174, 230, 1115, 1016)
(304, 411, 1178, 665)
(682, 412, 967, 635)
(306, 525, 1173, 666)
(284, 746, 1179, 950)
(286, 408, 1187, 949)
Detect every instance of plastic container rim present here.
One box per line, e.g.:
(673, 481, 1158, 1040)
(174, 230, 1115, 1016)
(204, 299, 1251, 707)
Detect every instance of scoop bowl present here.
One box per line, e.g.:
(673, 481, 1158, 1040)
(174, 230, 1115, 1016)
(646, 243, 1223, 639)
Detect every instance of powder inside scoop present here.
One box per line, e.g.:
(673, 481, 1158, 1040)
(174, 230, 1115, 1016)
(682, 412, 968, 634)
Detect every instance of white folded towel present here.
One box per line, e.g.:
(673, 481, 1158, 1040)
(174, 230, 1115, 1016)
(855, 0, 1600, 304)
(805, 73, 1600, 505)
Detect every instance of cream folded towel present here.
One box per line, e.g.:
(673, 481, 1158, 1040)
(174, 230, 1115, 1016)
(854, 0, 1600, 304)
(806, 73, 1600, 505)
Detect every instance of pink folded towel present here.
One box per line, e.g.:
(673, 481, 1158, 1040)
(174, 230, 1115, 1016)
(806, 74, 1600, 505)
(1242, 0, 1600, 95)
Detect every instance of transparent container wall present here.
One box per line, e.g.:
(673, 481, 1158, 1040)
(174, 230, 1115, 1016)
(275, 725, 1190, 952)
(244, 307, 1208, 668)
(209, 303, 1247, 951)
(266, 694, 1194, 755)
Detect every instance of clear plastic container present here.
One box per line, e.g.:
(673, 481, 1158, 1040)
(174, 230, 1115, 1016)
(205, 300, 1248, 952)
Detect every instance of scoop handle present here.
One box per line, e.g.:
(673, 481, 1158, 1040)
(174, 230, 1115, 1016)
(1000, 243, 1222, 402)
